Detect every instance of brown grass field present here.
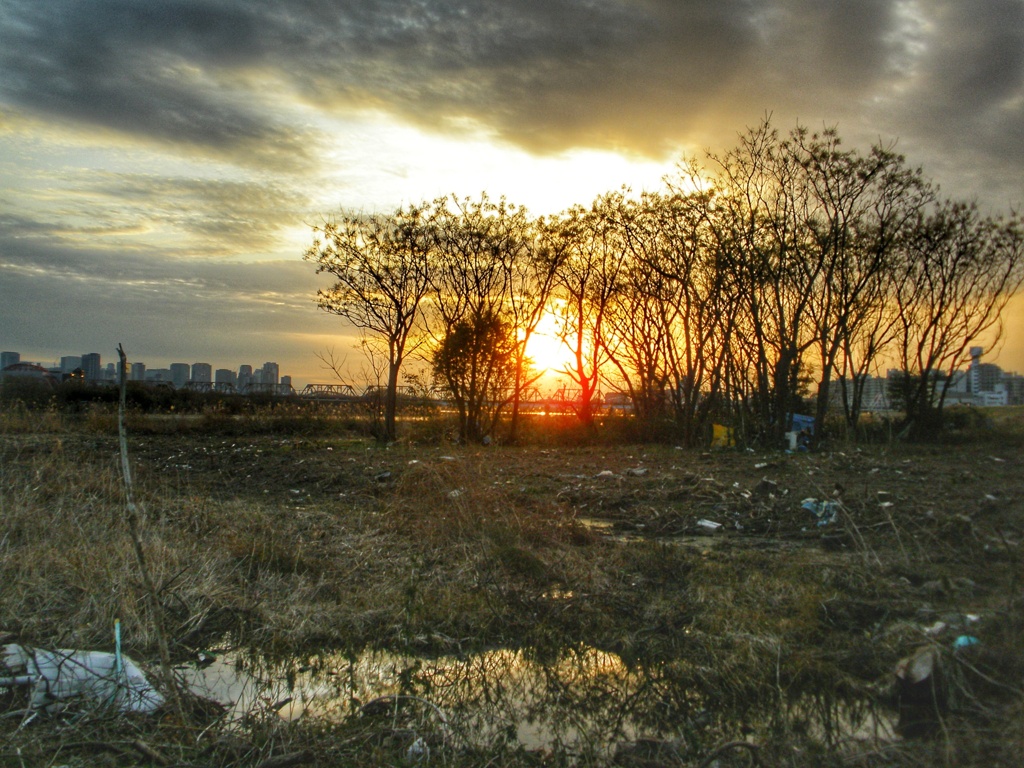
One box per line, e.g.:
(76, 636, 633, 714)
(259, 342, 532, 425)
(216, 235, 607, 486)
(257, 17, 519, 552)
(1, 406, 1022, 766)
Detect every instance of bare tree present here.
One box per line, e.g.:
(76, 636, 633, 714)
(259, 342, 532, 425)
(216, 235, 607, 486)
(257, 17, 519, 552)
(783, 129, 932, 440)
(504, 214, 564, 443)
(891, 202, 1024, 436)
(702, 120, 824, 442)
(602, 195, 678, 432)
(631, 185, 739, 445)
(550, 197, 626, 426)
(432, 309, 517, 442)
(427, 194, 521, 442)
(305, 203, 432, 441)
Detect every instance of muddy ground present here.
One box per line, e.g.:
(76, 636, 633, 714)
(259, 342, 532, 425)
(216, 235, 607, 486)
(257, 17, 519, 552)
(1, 416, 1023, 766)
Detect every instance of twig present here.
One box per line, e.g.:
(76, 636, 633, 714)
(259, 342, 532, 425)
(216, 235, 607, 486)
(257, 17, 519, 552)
(131, 739, 172, 765)
(116, 344, 183, 719)
(698, 740, 760, 767)
(255, 751, 315, 768)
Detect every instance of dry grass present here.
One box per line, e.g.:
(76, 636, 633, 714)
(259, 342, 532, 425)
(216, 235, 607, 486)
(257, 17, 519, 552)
(1, 410, 1022, 766)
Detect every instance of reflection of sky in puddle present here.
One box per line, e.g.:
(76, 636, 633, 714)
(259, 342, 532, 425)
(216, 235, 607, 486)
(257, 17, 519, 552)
(182, 645, 694, 753)
(181, 644, 895, 757)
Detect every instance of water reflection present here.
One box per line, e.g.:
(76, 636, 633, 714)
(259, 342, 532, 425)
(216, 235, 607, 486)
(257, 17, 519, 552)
(181, 643, 893, 759)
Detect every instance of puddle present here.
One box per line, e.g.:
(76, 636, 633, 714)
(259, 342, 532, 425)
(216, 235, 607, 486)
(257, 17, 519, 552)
(181, 643, 896, 759)
(183, 645, 654, 755)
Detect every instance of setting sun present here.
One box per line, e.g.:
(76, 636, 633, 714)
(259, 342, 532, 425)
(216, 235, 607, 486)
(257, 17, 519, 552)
(524, 307, 574, 385)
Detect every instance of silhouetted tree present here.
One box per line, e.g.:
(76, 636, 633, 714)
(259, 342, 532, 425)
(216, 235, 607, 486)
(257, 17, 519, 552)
(550, 197, 625, 426)
(628, 185, 738, 445)
(505, 215, 564, 443)
(432, 309, 517, 443)
(892, 201, 1024, 436)
(427, 194, 520, 442)
(305, 203, 432, 441)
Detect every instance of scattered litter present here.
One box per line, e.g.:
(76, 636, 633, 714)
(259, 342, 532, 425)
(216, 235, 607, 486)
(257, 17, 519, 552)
(924, 621, 947, 637)
(895, 645, 939, 686)
(879, 501, 894, 508)
(710, 424, 735, 448)
(447, 489, 463, 499)
(697, 519, 723, 531)
(754, 478, 778, 496)
(625, 468, 648, 477)
(953, 635, 980, 650)
(894, 645, 944, 737)
(990, 456, 1006, 463)
(1, 643, 164, 714)
(439, 456, 456, 461)
(595, 470, 616, 478)
(408, 459, 420, 465)
(374, 471, 392, 483)
(790, 414, 815, 434)
(407, 736, 430, 762)
(802, 498, 840, 526)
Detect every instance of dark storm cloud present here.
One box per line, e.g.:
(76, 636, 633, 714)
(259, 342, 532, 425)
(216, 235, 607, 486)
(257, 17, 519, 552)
(895, 0, 1024, 176)
(0, 0, 317, 169)
(1, 0, 1020, 190)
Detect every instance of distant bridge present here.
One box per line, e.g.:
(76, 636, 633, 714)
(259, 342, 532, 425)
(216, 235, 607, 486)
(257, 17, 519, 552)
(286, 382, 631, 417)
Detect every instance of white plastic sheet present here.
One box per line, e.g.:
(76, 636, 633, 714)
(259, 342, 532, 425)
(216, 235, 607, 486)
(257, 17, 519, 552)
(1, 643, 164, 713)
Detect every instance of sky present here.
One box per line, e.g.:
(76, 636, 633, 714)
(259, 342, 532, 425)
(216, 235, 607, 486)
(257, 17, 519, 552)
(1, 0, 1022, 387)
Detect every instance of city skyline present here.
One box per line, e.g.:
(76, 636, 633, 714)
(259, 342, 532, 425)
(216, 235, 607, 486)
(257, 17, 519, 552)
(2, 2, 1023, 383)
(0, 348, 290, 388)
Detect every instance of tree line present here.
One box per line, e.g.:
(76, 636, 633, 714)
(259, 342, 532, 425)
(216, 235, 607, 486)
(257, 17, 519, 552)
(305, 120, 1024, 445)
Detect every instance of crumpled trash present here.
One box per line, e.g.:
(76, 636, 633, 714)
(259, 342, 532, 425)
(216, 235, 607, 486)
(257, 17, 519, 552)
(1, 643, 164, 714)
(896, 645, 939, 686)
(710, 424, 735, 448)
(953, 635, 980, 650)
(802, 498, 840, 526)
(697, 519, 723, 531)
(406, 736, 430, 763)
(894, 645, 945, 737)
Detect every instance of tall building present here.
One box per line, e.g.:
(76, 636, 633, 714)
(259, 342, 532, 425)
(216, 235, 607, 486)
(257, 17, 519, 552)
(170, 363, 190, 388)
(191, 363, 212, 383)
(130, 362, 146, 381)
(1, 351, 20, 370)
(81, 353, 102, 381)
(261, 362, 279, 386)
(215, 368, 237, 387)
(60, 356, 82, 374)
(280, 375, 292, 392)
(238, 365, 253, 390)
